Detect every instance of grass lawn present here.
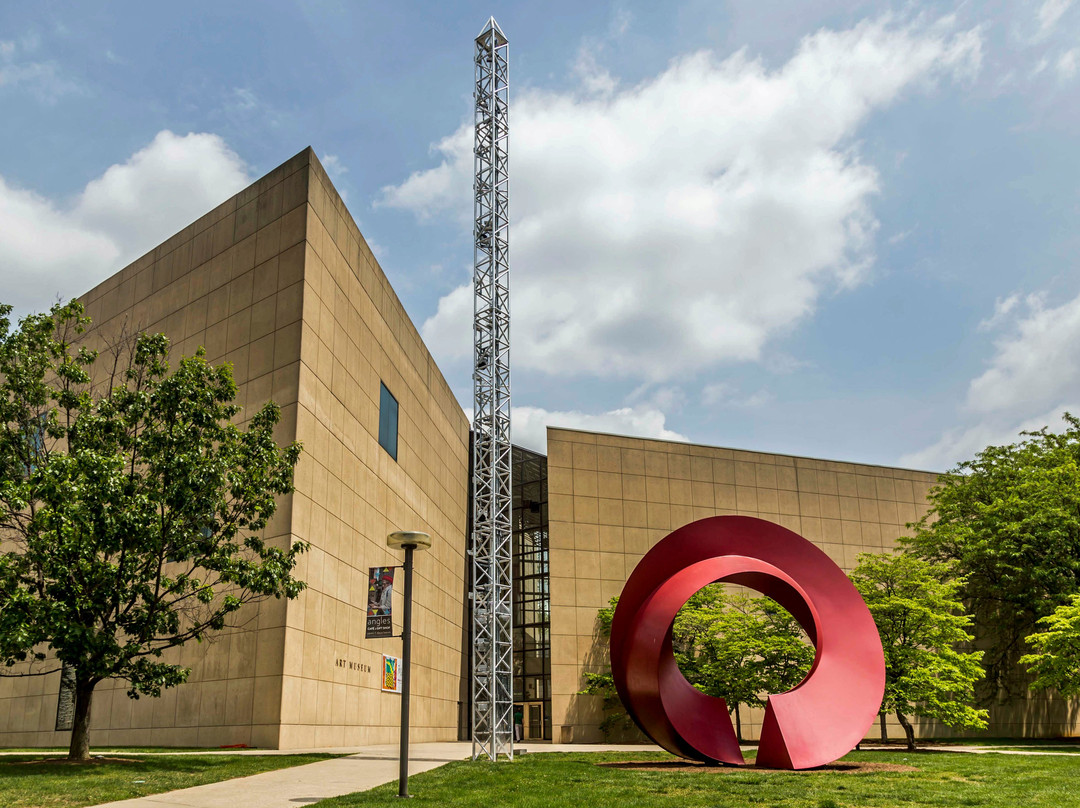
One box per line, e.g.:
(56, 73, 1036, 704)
(315, 750, 1080, 808)
(915, 739, 1080, 748)
(0, 747, 235, 754)
(0, 752, 340, 808)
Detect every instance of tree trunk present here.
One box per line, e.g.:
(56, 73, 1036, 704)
(895, 709, 916, 752)
(734, 703, 742, 743)
(880, 712, 888, 743)
(67, 678, 97, 761)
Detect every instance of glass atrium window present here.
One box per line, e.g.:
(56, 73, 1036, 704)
(510, 444, 551, 739)
(378, 382, 398, 461)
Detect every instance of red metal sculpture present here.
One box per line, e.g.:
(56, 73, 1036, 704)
(610, 515, 884, 769)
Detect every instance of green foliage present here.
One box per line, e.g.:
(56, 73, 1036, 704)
(901, 414, 1080, 696)
(671, 584, 813, 717)
(582, 587, 814, 739)
(0, 301, 306, 755)
(850, 552, 987, 748)
(315, 750, 1080, 808)
(1020, 593, 1080, 696)
(581, 598, 638, 736)
(0, 753, 339, 808)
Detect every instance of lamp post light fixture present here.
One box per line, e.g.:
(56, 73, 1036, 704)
(386, 530, 432, 799)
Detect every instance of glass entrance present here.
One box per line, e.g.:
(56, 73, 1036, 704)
(523, 701, 544, 741)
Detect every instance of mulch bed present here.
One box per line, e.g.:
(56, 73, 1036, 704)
(597, 760, 918, 774)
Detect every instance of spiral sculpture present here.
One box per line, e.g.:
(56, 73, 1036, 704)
(610, 515, 884, 769)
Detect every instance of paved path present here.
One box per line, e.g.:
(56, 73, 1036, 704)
(64, 740, 1080, 808)
(84, 743, 466, 808)
(82, 743, 654, 808)
(918, 744, 1080, 756)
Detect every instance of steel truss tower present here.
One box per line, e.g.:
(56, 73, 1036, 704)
(471, 16, 512, 762)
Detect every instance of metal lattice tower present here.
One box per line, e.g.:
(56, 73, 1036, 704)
(471, 16, 512, 762)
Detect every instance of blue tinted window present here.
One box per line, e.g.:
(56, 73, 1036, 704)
(24, 414, 46, 476)
(378, 382, 398, 461)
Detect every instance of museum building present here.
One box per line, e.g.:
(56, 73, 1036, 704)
(0, 150, 1075, 748)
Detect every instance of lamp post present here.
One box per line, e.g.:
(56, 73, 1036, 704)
(387, 530, 432, 799)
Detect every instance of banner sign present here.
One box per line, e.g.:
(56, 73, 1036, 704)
(365, 566, 395, 638)
(382, 655, 402, 693)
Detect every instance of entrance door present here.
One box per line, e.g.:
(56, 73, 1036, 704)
(523, 701, 544, 740)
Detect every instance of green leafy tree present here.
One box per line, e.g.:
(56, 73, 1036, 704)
(0, 301, 306, 761)
(673, 585, 812, 741)
(850, 552, 988, 750)
(1020, 593, 1080, 696)
(902, 415, 1080, 698)
(580, 597, 639, 737)
(753, 597, 817, 698)
(583, 587, 813, 742)
(672, 586, 759, 739)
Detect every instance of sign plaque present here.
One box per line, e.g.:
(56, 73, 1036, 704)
(382, 654, 402, 693)
(366, 566, 395, 638)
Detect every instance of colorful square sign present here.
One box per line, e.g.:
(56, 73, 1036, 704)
(382, 655, 402, 693)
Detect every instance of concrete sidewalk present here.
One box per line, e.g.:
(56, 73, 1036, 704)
(85, 742, 468, 808)
(83, 742, 654, 808)
(916, 744, 1080, 756)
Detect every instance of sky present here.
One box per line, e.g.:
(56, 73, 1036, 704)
(2, 1, 1080, 471)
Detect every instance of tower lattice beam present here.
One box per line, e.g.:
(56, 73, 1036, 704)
(471, 15, 512, 762)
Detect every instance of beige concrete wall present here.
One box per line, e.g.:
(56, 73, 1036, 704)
(0, 148, 311, 749)
(0, 148, 471, 749)
(545, 426, 945, 744)
(278, 153, 469, 749)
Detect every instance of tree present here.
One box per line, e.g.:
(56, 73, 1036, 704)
(583, 587, 813, 742)
(672, 585, 812, 741)
(849, 552, 987, 750)
(902, 415, 1080, 698)
(0, 301, 307, 761)
(1020, 593, 1080, 696)
(580, 597, 640, 738)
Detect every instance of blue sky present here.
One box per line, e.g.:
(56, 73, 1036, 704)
(3, 1, 1080, 471)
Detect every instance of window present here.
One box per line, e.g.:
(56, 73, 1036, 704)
(378, 382, 398, 461)
(21, 413, 46, 477)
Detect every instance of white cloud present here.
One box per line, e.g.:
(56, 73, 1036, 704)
(610, 8, 633, 38)
(0, 178, 121, 306)
(1057, 48, 1079, 80)
(510, 404, 688, 454)
(1037, 0, 1074, 38)
(367, 239, 387, 260)
(376, 125, 471, 220)
(625, 384, 685, 413)
(321, 154, 348, 178)
(230, 87, 258, 112)
(571, 7, 633, 98)
(573, 46, 618, 96)
(903, 291, 1080, 469)
(901, 404, 1071, 471)
(701, 382, 774, 408)
(381, 15, 981, 382)
(320, 155, 349, 203)
(0, 130, 250, 315)
(977, 292, 1022, 331)
(966, 293, 1080, 416)
(0, 35, 79, 101)
(887, 227, 915, 245)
